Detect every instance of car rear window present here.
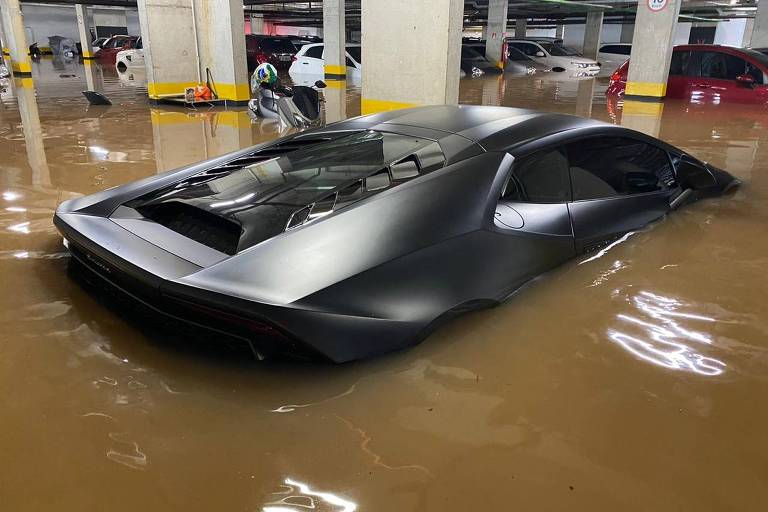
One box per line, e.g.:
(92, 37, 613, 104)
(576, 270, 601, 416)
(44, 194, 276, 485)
(259, 37, 296, 53)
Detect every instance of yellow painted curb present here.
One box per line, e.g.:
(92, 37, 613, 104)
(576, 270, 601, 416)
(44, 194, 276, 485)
(361, 98, 417, 115)
(11, 60, 32, 73)
(626, 81, 666, 98)
(324, 79, 346, 89)
(623, 100, 664, 117)
(324, 64, 346, 75)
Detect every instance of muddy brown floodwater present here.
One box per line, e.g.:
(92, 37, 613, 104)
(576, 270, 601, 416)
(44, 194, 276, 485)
(1, 60, 767, 511)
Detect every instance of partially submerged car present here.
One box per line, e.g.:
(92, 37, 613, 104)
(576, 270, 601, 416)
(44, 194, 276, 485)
(608, 44, 768, 103)
(54, 106, 738, 362)
(95, 35, 138, 63)
(116, 37, 143, 71)
(460, 45, 502, 76)
(507, 39, 600, 76)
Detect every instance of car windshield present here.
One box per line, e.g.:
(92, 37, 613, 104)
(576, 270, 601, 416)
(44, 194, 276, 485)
(347, 47, 361, 63)
(260, 38, 296, 53)
(539, 43, 580, 56)
(740, 48, 768, 68)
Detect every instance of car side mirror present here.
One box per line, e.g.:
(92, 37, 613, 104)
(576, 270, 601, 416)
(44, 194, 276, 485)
(535, 51, 545, 58)
(314, 80, 327, 89)
(677, 158, 716, 189)
(736, 74, 756, 87)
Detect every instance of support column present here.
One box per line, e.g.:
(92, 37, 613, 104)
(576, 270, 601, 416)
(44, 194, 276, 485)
(484, 0, 508, 69)
(753, 1, 768, 47)
(360, 0, 462, 114)
(582, 11, 603, 60)
(620, 23, 634, 43)
(323, 0, 345, 80)
(555, 24, 565, 40)
(75, 5, 95, 59)
(137, 0, 249, 104)
(250, 13, 264, 35)
(515, 19, 527, 38)
(742, 18, 754, 47)
(0, 0, 31, 77)
(626, 0, 682, 101)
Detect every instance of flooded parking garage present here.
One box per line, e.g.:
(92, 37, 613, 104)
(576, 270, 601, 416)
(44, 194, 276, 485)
(1, 59, 767, 510)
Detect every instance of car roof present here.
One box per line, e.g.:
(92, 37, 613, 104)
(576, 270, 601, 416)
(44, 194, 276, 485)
(330, 105, 604, 150)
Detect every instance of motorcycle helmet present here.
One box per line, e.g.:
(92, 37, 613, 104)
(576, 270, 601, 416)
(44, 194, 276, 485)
(255, 63, 278, 86)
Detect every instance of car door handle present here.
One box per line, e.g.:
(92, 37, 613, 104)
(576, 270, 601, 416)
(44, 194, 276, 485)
(302, 62, 309, 65)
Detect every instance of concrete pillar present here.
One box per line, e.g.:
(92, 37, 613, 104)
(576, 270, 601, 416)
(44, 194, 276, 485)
(484, 0, 508, 69)
(93, 9, 127, 33)
(752, 2, 768, 47)
(515, 19, 527, 38)
(75, 5, 95, 59)
(250, 14, 264, 35)
(83, 59, 104, 93)
(137, 0, 249, 104)
(555, 24, 565, 40)
(323, 0, 345, 80)
(324, 81, 347, 123)
(625, 0, 682, 101)
(0, 0, 31, 76)
(582, 11, 603, 60)
(620, 23, 634, 43)
(360, 0, 462, 114)
(743, 18, 754, 47)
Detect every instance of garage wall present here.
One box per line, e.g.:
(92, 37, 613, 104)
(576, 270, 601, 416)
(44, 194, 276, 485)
(715, 18, 747, 46)
(18, 4, 140, 46)
(19, 4, 79, 45)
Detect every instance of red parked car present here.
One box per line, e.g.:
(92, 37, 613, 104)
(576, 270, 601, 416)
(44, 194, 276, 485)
(95, 35, 139, 63)
(607, 44, 768, 104)
(245, 35, 298, 72)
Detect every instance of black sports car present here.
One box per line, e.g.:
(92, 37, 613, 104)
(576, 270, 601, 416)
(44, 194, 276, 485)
(54, 106, 738, 362)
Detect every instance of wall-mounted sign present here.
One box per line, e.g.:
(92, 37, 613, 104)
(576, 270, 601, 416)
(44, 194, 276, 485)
(648, 0, 668, 12)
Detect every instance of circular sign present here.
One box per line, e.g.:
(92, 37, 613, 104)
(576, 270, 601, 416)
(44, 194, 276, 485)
(648, 0, 667, 11)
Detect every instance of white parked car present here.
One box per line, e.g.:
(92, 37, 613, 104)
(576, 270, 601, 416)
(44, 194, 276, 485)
(596, 43, 631, 76)
(289, 43, 361, 80)
(507, 39, 600, 77)
(116, 37, 144, 71)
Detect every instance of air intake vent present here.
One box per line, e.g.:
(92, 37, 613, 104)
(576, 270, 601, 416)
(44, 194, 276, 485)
(226, 136, 336, 166)
(138, 202, 242, 255)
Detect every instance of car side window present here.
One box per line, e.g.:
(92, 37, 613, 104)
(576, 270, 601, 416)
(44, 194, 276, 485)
(698, 51, 756, 81)
(567, 137, 676, 200)
(510, 42, 539, 57)
(502, 149, 570, 203)
(305, 46, 323, 59)
(507, 47, 530, 62)
(670, 51, 692, 76)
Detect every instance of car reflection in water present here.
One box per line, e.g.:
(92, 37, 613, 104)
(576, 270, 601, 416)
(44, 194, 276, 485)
(608, 290, 726, 376)
(262, 478, 357, 512)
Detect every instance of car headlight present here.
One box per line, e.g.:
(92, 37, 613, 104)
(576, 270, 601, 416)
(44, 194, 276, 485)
(526, 66, 536, 75)
(571, 62, 590, 69)
(471, 66, 484, 77)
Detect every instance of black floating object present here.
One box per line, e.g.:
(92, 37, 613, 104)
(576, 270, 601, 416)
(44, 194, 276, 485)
(82, 90, 111, 105)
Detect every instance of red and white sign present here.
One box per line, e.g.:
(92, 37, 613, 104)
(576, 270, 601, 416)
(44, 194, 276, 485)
(648, 0, 668, 11)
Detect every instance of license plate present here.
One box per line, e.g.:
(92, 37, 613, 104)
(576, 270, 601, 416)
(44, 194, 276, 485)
(279, 55, 291, 61)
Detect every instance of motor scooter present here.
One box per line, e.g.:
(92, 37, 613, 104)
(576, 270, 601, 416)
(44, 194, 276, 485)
(248, 77, 326, 129)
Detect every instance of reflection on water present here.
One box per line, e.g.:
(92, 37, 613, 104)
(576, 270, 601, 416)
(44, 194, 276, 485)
(609, 290, 726, 376)
(2, 60, 768, 511)
(263, 478, 357, 512)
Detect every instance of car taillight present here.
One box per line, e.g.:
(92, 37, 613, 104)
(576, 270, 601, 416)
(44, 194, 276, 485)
(610, 70, 623, 82)
(291, 55, 297, 62)
(256, 52, 269, 64)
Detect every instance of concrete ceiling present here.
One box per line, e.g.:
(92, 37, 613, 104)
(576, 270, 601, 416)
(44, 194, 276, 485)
(21, 0, 761, 27)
